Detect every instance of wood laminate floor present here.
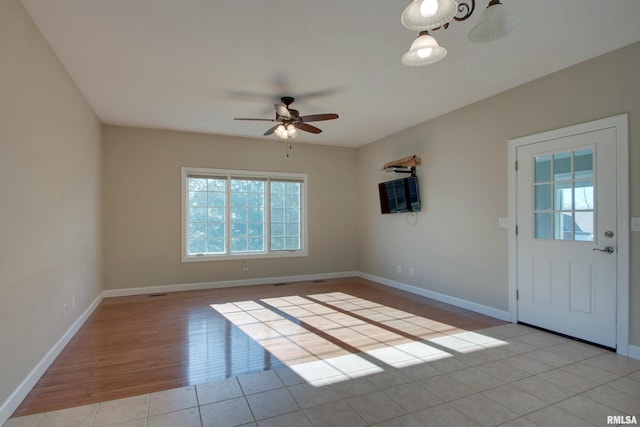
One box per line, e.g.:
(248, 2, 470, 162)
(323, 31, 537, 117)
(13, 277, 505, 417)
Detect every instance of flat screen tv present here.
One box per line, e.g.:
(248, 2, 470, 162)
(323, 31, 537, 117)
(378, 176, 421, 214)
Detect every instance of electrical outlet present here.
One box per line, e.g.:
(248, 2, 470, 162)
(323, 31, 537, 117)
(64, 304, 68, 316)
(632, 217, 640, 232)
(243, 261, 249, 271)
(498, 218, 509, 228)
(397, 265, 402, 274)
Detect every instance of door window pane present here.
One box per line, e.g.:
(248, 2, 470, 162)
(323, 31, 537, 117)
(574, 180, 594, 210)
(574, 149, 593, 179)
(535, 184, 552, 211)
(555, 212, 573, 240)
(535, 213, 552, 239)
(574, 212, 594, 241)
(553, 152, 572, 181)
(535, 155, 552, 183)
(533, 149, 595, 242)
(554, 182, 573, 210)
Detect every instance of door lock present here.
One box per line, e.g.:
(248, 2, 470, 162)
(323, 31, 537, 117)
(592, 246, 614, 254)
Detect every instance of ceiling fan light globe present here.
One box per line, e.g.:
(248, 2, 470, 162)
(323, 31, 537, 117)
(274, 124, 288, 139)
(286, 124, 299, 138)
(468, 1, 521, 42)
(402, 0, 458, 31)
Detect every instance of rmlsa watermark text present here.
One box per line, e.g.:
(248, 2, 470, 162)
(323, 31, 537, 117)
(607, 415, 638, 425)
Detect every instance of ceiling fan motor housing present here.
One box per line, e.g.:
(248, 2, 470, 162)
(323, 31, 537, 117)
(280, 96, 295, 106)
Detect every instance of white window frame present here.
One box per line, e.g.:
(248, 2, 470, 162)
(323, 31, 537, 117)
(181, 167, 308, 262)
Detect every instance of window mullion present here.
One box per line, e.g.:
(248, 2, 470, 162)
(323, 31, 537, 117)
(205, 188, 210, 255)
(550, 157, 556, 239)
(225, 173, 232, 255)
(265, 179, 271, 253)
(571, 152, 575, 239)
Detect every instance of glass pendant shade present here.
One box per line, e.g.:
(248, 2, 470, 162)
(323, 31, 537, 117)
(402, 0, 458, 31)
(468, 0, 521, 42)
(402, 31, 447, 66)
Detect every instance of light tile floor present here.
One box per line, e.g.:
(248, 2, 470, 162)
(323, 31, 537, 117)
(5, 324, 640, 427)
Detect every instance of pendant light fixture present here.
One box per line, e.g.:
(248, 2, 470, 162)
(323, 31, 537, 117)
(468, 0, 521, 42)
(402, 31, 447, 66)
(400, 0, 520, 66)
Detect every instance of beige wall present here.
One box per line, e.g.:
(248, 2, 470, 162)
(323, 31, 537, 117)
(0, 0, 102, 410)
(357, 42, 640, 346)
(102, 126, 358, 290)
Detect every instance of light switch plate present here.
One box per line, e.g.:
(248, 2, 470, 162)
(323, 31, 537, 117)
(498, 218, 509, 228)
(632, 217, 640, 232)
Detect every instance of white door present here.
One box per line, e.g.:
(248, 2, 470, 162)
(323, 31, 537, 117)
(516, 127, 618, 348)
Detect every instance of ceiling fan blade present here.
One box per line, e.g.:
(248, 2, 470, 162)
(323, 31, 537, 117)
(274, 103, 291, 119)
(299, 113, 339, 123)
(264, 125, 279, 136)
(297, 123, 323, 134)
(234, 118, 276, 122)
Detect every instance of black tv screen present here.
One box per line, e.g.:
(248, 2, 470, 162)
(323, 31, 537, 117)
(379, 176, 421, 214)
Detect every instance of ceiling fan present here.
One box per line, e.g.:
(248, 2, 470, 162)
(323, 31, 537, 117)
(234, 96, 339, 139)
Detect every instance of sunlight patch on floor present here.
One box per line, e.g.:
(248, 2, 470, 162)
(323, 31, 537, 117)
(210, 291, 506, 385)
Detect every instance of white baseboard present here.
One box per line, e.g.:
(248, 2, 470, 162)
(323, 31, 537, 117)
(0, 292, 104, 425)
(357, 272, 511, 322)
(628, 345, 640, 361)
(101, 271, 360, 298)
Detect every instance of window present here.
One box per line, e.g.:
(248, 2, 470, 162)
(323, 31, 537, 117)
(182, 167, 307, 262)
(533, 148, 594, 241)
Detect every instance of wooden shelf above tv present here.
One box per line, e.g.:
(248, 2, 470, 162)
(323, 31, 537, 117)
(382, 154, 421, 175)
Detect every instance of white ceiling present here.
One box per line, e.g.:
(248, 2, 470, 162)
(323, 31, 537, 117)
(20, 0, 640, 147)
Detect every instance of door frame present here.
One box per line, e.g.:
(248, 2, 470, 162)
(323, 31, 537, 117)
(507, 114, 629, 355)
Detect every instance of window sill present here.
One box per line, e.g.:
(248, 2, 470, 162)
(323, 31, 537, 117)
(181, 249, 308, 263)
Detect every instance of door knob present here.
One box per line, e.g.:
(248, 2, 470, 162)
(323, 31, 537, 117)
(593, 246, 614, 254)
